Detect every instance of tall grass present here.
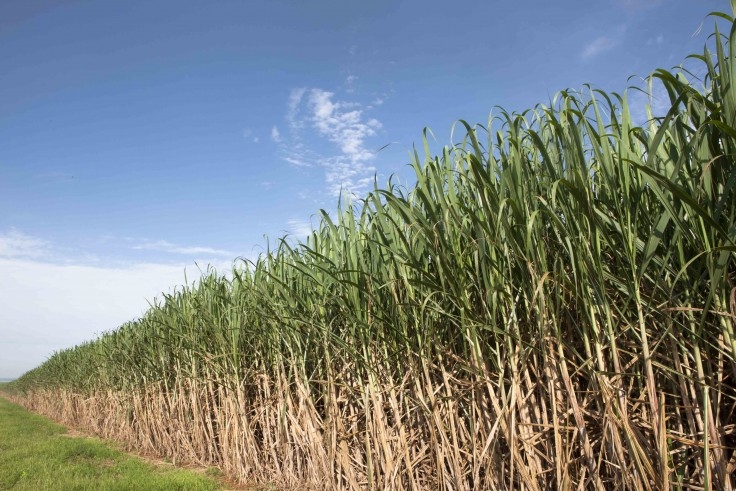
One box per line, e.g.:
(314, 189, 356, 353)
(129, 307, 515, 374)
(6, 8, 736, 490)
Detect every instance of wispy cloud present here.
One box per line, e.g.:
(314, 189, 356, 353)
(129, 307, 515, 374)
(131, 239, 235, 257)
(271, 126, 282, 142)
(615, 0, 663, 12)
(287, 88, 308, 130)
(581, 24, 629, 61)
(0, 229, 49, 258)
(281, 88, 382, 197)
(628, 85, 666, 127)
(581, 36, 618, 60)
(646, 35, 664, 46)
(309, 89, 381, 161)
(628, 63, 709, 127)
(345, 74, 358, 93)
(283, 155, 311, 168)
(243, 127, 259, 143)
(286, 219, 313, 238)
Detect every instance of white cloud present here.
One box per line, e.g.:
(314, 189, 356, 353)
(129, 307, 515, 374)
(307, 89, 381, 196)
(581, 25, 628, 61)
(271, 126, 282, 142)
(278, 87, 384, 197)
(582, 36, 618, 60)
(279, 89, 322, 169)
(615, 0, 663, 11)
(308, 89, 381, 159)
(287, 88, 307, 130)
(283, 155, 311, 168)
(243, 127, 259, 143)
(131, 239, 235, 257)
(646, 83, 672, 118)
(0, 229, 49, 258)
(286, 219, 313, 238)
(627, 70, 690, 127)
(345, 74, 358, 93)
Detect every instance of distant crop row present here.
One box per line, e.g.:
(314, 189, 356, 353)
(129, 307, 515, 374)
(7, 9, 736, 490)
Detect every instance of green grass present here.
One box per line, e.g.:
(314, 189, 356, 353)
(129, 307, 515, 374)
(0, 396, 223, 491)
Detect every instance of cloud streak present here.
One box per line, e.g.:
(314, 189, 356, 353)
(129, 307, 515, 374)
(131, 239, 235, 257)
(242, 127, 259, 143)
(581, 24, 628, 61)
(286, 219, 314, 238)
(582, 36, 618, 60)
(271, 126, 282, 142)
(615, 0, 663, 12)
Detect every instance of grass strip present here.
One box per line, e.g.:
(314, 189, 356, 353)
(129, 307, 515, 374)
(0, 395, 223, 491)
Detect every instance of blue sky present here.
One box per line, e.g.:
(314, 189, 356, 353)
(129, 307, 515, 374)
(0, 0, 724, 378)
